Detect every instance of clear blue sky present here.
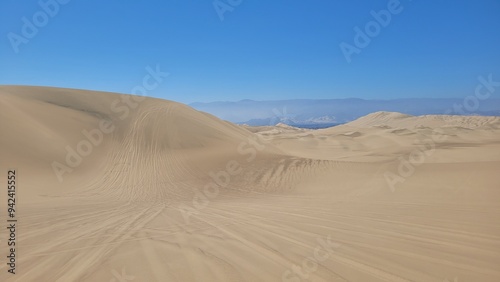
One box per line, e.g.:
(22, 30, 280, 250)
(1, 0, 499, 104)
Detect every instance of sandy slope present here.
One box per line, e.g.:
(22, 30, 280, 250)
(0, 86, 499, 282)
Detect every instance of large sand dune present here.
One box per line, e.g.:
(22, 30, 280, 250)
(1, 86, 499, 281)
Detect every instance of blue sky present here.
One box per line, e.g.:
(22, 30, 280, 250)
(1, 0, 499, 104)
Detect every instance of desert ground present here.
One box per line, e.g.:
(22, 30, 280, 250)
(1, 86, 499, 282)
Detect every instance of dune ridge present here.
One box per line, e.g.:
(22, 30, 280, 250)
(1, 86, 499, 282)
(346, 111, 500, 129)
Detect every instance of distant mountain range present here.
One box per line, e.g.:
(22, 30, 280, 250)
(190, 98, 500, 126)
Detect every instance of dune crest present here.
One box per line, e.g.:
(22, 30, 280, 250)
(1, 86, 500, 282)
(346, 110, 500, 129)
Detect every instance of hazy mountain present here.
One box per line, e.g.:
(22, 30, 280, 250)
(190, 98, 500, 126)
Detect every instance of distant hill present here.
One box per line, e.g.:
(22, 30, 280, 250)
(190, 98, 500, 126)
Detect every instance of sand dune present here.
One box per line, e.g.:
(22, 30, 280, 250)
(1, 86, 499, 281)
(346, 111, 500, 129)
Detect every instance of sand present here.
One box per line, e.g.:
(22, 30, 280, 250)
(0, 86, 499, 282)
